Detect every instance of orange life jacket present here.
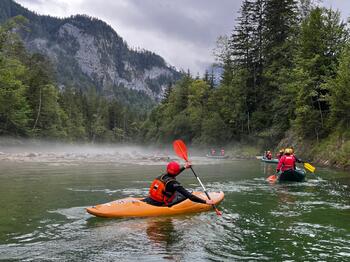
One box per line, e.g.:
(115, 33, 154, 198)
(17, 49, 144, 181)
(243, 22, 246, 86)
(149, 174, 176, 205)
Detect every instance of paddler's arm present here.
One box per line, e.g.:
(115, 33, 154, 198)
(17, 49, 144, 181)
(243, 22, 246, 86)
(178, 166, 186, 174)
(170, 182, 207, 204)
(294, 155, 303, 163)
(276, 157, 283, 173)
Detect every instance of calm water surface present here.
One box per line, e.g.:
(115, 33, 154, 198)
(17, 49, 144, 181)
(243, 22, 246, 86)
(0, 157, 349, 261)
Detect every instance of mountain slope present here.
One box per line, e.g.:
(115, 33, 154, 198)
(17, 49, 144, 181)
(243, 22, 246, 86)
(0, 0, 182, 103)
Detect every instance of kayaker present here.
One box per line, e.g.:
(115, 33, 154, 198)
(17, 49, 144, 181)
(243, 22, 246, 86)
(276, 148, 295, 172)
(276, 148, 302, 172)
(265, 150, 272, 160)
(276, 148, 284, 159)
(143, 161, 215, 207)
(220, 148, 225, 156)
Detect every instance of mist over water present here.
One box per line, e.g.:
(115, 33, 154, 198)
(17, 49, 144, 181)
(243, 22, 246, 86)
(0, 139, 233, 167)
(0, 139, 175, 165)
(0, 141, 349, 261)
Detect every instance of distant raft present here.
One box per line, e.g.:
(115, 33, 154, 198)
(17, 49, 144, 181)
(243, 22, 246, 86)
(86, 191, 225, 218)
(260, 156, 279, 163)
(206, 154, 229, 159)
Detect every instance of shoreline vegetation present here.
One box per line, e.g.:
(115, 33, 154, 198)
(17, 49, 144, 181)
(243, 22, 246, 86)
(0, 2, 349, 172)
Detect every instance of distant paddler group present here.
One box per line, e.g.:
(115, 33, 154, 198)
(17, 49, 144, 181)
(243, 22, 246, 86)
(260, 150, 279, 163)
(206, 148, 229, 159)
(261, 147, 316, 183)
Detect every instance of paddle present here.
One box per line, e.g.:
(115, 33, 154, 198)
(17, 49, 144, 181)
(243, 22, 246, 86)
(304, 162, 316, 173)
(267, 174, 278, 183)
(267, 170, 282, 183)
(173, 139, 222, 216)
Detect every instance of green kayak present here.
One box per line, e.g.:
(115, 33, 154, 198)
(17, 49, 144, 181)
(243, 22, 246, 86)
(278, 168, 306, 182)
(261, 157, 279, 164)
(206, 154, 229, 159)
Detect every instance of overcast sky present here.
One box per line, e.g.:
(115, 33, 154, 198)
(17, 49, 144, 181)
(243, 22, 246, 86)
(15, 0, 350, 75)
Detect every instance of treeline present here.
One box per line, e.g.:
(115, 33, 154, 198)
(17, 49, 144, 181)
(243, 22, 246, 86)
(142, 0, 350, 148)
(0, 17, 145, 142)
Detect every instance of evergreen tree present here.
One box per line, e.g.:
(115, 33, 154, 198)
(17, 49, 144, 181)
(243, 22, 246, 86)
(0, 16, 30, 135)
(0, 57, 30, 135)
(294, 7, 347, 139)
(326, 43, 350, 129)
(59, 86, 86, 141)
(25, 53, 61, 136)
(262, 0, 299, 133)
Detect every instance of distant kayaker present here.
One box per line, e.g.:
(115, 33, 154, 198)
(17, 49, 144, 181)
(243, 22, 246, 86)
(276, 148, 302, 172)
(220, 148, 225, 156)
(277, 148, 294, 172)
(265, 150, 272, 160)
(143, 161, 215, 207)
(276, 148, 284, 159)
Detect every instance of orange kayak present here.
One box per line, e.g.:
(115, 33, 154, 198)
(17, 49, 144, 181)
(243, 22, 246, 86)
(86, 191, 224, 218)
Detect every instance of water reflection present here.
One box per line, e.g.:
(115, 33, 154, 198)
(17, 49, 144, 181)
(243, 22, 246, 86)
(275, 186, 297, 204)
(146, 218, 179, 248)
(261, 163, 276, 178)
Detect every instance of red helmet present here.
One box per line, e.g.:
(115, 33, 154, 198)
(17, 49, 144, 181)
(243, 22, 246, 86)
(167, 161, 181, 175)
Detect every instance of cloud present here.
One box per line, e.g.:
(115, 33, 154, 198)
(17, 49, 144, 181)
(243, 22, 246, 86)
(17, 0, 70, 15)
(321, 0, 350, 21)
(76, 0, 240, 74)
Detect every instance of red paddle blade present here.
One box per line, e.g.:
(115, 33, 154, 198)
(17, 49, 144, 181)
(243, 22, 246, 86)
(173, 140, 189, 161)
(267, 175, 277, 183)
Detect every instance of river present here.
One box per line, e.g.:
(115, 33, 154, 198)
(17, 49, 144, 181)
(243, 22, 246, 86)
(0, 147, 349, 261)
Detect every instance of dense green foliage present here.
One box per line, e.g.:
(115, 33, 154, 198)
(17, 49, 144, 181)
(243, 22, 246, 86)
(142, 0, 350, 152)
(0, 17, 146, 142)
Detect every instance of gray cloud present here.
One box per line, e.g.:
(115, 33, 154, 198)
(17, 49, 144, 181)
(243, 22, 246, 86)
(82, 0, 237, 46)
(79, 0, 240, 73)
(322, 0, 350, 21)
(18, 0, 69, 12)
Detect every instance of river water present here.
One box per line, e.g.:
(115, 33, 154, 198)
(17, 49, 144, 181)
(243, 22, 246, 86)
(0, 149, 349, 261)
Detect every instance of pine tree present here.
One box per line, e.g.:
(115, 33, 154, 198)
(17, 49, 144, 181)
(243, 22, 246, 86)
(226, 0, 266, 135)
(294, 7, 347, 139)
(0, 16, 30, 135)
(59, 86, 86, 141)
(327, 43, 350, 129)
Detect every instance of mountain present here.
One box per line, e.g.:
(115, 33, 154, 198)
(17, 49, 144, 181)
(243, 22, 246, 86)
(0, 0, 182, 104)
